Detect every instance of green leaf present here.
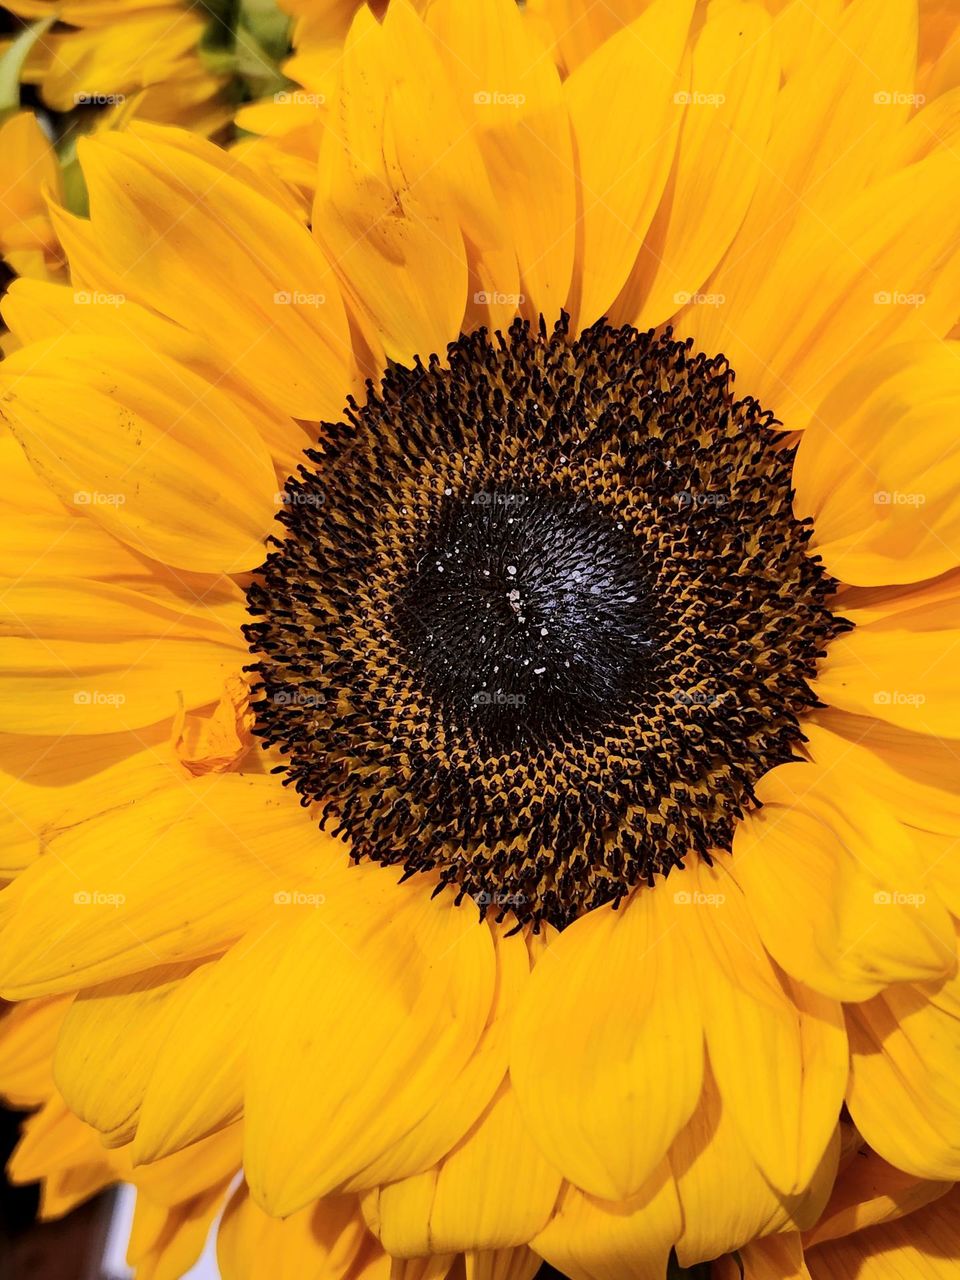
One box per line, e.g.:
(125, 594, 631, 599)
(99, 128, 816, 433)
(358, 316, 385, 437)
(0, 17, 55, 122)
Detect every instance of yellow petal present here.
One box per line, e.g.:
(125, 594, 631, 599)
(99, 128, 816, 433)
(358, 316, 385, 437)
(804, 1147, 952, 1248)
(531, 1164, 681, 1280)
(9, 1093, 120, 1218)
(132, 1122, 242, 1210)
(245, 883, 496, 1215)
(715, 1232, 811, 1280)
(54, 961, 200, 1146)
(670, 1064, 838, 1267)
(0, 995, 70, 1105)
(511, 886, 704, 1200)
(0, 278, 313, 475)
(346, 926, 531, 1189)
(817, 589, 960, 738)
(428, 0, 576, 323)
(794, 342, 960, 585)
(523, 0, 647, 75)
(78, 128, 351, 420)
(694, 0, 919, 358)
(0, 111, 60, 266)
(0, 773, 348, 997)
(847, 985, 960, 1180)
(563, 0, 693, 328)
(733, 764, 957, 1000)
(128, 1178, 229, 1280)
(805, 1185, 960, 1280)
(1, 334, 277, 573)
(688, 859, 847, 1194)
(313, 5, 466, 366)
(770, 0, 843, 81)
(804, 710, 960, 843)
(218, 1187, 383, 1280)
(625, 2, 779, 330)
(691, 142, 960, 429)
(133, 922, 293, 1162)
(0, 576, 245, 734)
(370, 1085, 561, 1255)
(0, 724, 174, 877)
(464, 1248, 541, 1280)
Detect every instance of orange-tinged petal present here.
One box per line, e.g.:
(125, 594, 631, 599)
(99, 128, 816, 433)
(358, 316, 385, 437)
(805, 1185, 960, 1280)
(804, 1147, 952, 1247)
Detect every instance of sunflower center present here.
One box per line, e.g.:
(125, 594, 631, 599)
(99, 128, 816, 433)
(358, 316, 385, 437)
(245, 317, 847, 929)
(396, 490, 655, 750)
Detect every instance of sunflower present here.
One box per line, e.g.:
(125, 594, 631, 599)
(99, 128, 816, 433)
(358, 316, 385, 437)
(2, 1, 960, 1277)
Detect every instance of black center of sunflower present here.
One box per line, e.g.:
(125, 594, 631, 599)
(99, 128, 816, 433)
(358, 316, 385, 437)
(395, 490, 654, 750)
(244, 317, 848, 930)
